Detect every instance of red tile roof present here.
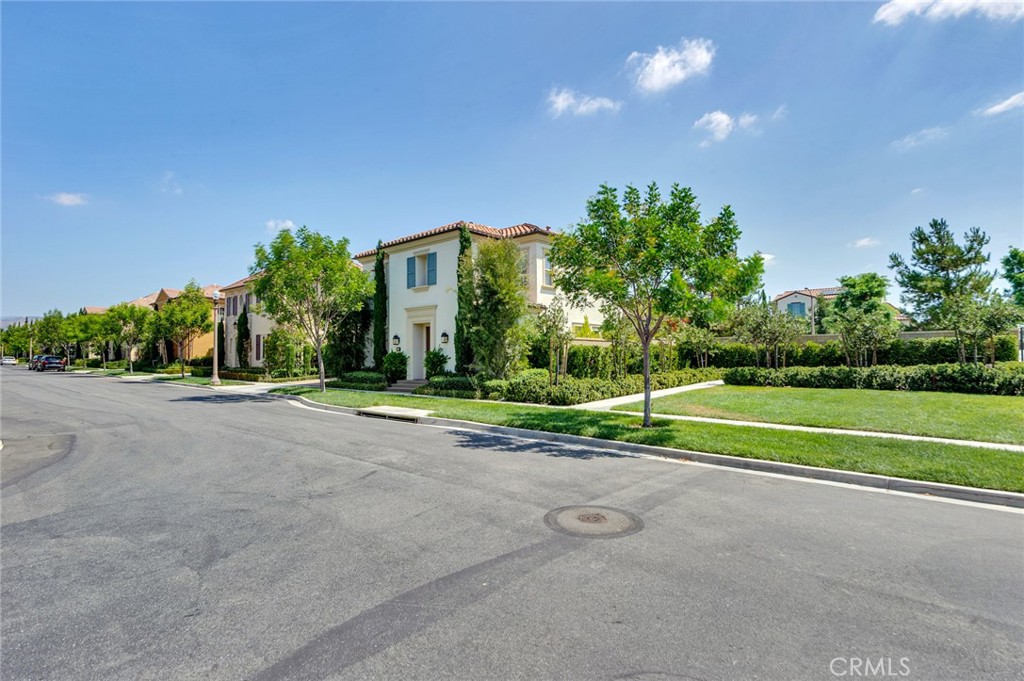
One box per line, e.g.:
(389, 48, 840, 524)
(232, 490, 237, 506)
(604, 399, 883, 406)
(353, 221, 550, 259)
(222, 273, 260, 291)
(80, 306, 109, 315)
(772, 286, 845, 302)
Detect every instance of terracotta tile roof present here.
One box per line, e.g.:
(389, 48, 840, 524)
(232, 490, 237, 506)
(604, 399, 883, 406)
(128, 291, 160, 308)
(353, 221, 550, 259)
(80, 306, 109, 315)
(222, 274, 259, 291)
(773, 286, 845, 302)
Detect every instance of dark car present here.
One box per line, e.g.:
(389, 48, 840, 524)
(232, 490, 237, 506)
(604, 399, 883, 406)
(28, 354, 45, 370)
(37, 356, 66, 372)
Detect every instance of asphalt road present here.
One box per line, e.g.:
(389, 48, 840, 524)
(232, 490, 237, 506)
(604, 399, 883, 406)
(2, 368, 1022, 680)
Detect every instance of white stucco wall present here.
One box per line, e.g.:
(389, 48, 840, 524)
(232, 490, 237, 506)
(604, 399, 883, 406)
(222, 287, 277, 368)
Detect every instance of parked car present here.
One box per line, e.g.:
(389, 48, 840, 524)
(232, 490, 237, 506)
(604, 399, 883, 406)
(37, 356, 66, 372)
(28, 354, 45, 370)
(1, 356, 16, 366)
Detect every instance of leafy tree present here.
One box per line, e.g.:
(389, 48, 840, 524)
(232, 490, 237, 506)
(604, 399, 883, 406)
(732, 296, 806, 369)
(1002, 246, 1024, 307)
(263, 326, 305, 377)
(454, 224, 475, 374)
(537, 296, 574, 385)
(326, 298, 372, 375)
(35, 310, 66, 355)
(889, 219, 994, 326)
(461, 238, 528, 379)
(551, 183, 762, 426)
(159, 281, 214, 378)
(824, 273, 901, 366)
(372, 241, 388, 370)
(941, 293, 1024, 365)
(676, 325, 718, 368)
(235, 302, 251, 368)
(107, 302, 153, 374)
(251, 226, 373, 391)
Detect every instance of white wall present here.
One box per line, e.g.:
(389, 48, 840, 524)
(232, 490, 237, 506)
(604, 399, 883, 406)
(222, 288, 277, 368)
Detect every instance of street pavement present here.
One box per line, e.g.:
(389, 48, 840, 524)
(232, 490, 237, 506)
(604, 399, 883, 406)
(2, 368, 1022, 680)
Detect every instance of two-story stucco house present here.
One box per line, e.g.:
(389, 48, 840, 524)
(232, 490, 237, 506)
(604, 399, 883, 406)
(354, 220, 603, 379)
(221, 274, 277, 368)
(773, 286, 911, 326)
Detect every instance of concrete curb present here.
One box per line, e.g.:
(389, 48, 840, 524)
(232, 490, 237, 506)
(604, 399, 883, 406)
(284, 394, 1024, 509)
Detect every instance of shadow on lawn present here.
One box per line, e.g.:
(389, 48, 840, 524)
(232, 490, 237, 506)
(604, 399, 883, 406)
(446, 409, 678, 459)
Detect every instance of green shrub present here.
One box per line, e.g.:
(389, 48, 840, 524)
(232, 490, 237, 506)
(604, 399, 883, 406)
(105, 360, 128, 369)
(188, 356, 214, 367)
(414, 374, 480, 399)
(381, 351, 408, 384)
(191, 366, 212, 377)
(424, 348, 450, 379)
(723, 363, 1024, 396)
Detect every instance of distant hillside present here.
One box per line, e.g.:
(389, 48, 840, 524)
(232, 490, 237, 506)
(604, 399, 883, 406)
(1, 316, 41, 330)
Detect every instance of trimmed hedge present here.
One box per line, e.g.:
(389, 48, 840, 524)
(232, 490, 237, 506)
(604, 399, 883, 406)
(723, 363, 1024, 396)
(414, 375, 479, 399)
(326, 370, 387, 391)
(501, 368, 725, 406)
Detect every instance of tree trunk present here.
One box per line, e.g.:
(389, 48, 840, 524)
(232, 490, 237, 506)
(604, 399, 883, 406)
(642, 338, 652, 428)
(316, 343, 326, 392)
(179, 342, 186, 378)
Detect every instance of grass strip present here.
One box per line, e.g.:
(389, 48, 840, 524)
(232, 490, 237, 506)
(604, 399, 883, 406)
(614, 385, 1024, 445)
(274, 387, 1024, 493)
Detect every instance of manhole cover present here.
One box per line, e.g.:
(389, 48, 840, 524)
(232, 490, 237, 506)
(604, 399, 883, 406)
(544, 505, 643, 539)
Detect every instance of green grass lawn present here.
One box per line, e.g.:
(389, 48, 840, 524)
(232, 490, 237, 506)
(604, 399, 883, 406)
(613, 386, 1024, 445)
(274, 387, 1024, 493)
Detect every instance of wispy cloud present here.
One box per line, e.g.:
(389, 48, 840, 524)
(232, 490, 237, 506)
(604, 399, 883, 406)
(159, 171, 183, 195)
(979, 91, 1024, 116)
(771, 105, 788, 121)
(44, 192, 88, 206)
(910, 187, 926, 195)
(693, 111, 735, 146)
(547, 88, 622, 117)
(848, 237, 880, 248)
(738, 113, 759, 130)
(266, 219, 296, 233)
(891, 126, 949, 151)
(759, 252, 776, 266)
(874, 0, 1024, 25)
(627, 37, 715, 94)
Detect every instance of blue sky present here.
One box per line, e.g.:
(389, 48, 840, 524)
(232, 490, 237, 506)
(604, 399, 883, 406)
(3, 1, 1022, 316)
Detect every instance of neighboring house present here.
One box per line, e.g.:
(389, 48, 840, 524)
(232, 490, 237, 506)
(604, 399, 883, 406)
(151, 285, 221, 362)
(354, 220, 604, 379)
(220, 274, 276, 368)
(773, 287, 911, 326)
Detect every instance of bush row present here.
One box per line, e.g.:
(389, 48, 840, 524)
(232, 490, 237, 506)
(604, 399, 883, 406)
(412, 368, 725, 405)
(326, 371, 387, 391)
(722, 364, 1024, 396)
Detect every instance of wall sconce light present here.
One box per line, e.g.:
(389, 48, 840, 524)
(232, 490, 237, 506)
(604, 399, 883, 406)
(440, 331, 449, 344)
(392, 335, 400, 346)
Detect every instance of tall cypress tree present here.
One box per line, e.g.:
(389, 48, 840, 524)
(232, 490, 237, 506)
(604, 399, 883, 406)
(236, 303, 251, 368)
(454, 225, 474, 374)
(372, 241, 388, 370)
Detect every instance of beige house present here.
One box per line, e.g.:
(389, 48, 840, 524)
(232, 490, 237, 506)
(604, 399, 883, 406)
(152, 285, 221, 362)
(773, 286, 911, 326)
(220, 274, 277, 368)
(354, 220, 603, 379)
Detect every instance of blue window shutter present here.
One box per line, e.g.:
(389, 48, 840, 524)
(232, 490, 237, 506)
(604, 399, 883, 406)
(407, 257, 416, 288)
(427, 252, 437, 286)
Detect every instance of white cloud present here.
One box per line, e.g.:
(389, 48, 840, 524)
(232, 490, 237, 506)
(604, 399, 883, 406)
(44, 192, 87, 206)
(874, 0, 1024, 25)
(627, 37, 715, 94)
(265, 219, 296, 233)
(910, 187, 926, 195)
(759, 252, 776, 266)
(738, 113, 759, 129)
(891, 126, 949, 150)
(771, 105, 788, 121)
(849, 237, 880, 248)
(547, 88, 622, 117)
(979, 91, 1024, 116)
(693, 111, 735, 146)
(159, 171, 183, 195)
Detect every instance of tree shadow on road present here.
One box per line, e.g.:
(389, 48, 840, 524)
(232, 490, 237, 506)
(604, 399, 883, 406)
(447, 428, 634, 460)
(168, 393, 280, 404)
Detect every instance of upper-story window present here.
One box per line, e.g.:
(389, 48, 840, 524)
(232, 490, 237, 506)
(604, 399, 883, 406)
(543, 250, 554, 287)
(787, 301, 807, 317)
(406, 252, 437, 288)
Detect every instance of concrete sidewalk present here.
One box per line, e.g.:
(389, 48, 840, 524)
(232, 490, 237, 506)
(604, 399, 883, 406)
(574, 379, 724, 410)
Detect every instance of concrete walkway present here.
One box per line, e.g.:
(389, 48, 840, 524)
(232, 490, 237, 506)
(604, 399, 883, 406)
(574, 380, 725, 410)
